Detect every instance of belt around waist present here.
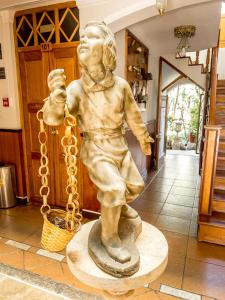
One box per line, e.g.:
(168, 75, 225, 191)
(82, 128, 125, 140)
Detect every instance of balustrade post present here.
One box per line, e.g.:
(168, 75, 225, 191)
(199, 126, 221, 218)
(209, 47, 218, 125)
(205, 48, 210, 73)
(195, 51, 199, 64)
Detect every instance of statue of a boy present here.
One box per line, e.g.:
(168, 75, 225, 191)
(43, 21, 153, 270)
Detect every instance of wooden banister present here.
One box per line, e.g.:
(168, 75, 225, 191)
(199, 126, 221, 217)
(195, 50, 199, 64)
(209, 47, 218, 125)
(205, 48, 210, 73)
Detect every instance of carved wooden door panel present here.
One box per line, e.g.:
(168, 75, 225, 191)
(18, 49, 55, 204)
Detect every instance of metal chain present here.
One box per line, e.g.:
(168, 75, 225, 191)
(61, 104, 82, 231)
(37, 98, 51, 216)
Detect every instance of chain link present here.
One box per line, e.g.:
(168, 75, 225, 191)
(62, 105, 82, 231)
(37, 104, 50, 215)
(37, 99, 82, 232)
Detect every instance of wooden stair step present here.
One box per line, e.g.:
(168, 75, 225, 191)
(217, 95, 225, 102)
(218, 151, 225, 157)
(220, 129, 225, 138)
(216, 169, 225, 176)
(217, 80, 225, 87)
(216, 104, 225, 111)
(215, 176, 225, 187)
(198, 213, 225, 245)
(219, 142, 225, 150)
(216, 116, 225, 124)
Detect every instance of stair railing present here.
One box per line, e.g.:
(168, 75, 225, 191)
(209, 46, 218, 125)
(199, 126, 221, 222)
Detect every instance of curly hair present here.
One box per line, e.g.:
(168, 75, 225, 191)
(82, 21, 117, 72)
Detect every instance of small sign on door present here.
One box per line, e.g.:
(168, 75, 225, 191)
(2, 97, 9, 107)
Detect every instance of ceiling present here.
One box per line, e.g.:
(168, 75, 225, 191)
(128, 1, 222, 56)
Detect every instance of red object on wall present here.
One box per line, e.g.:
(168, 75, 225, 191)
(2, 97, 9, 107)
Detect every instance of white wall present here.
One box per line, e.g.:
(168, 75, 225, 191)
(161, 62, 180, 91)
(0, 10, 21, 129)
(218, 48, 225, 80)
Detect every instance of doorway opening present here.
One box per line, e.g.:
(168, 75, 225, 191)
(166, 83, 204, 157)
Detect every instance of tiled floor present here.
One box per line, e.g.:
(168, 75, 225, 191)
(0, 151, 224, 299)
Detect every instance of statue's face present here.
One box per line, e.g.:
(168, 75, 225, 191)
(78, 25, 104, 67)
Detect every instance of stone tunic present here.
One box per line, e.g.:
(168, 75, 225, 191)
(44, 71, 153, 207)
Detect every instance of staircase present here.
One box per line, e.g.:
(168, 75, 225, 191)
(162, 53, 207, 90)
(198, 80, 225, 245)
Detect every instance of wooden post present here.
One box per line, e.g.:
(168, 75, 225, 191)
(195, 51, 199, 64)
(205, 48, 210, 73)
(209, 47, 218, 125)
(199, 126, 221, 217)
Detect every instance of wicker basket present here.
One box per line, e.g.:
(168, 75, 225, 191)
(41, 209, 75, 252)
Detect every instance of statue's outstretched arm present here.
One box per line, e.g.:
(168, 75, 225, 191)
(43, 69, 78, 126)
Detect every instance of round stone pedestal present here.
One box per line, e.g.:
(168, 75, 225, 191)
(67, 220, 168, 299)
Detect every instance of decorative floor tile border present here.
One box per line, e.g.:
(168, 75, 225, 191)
(36, 249, 65, 262)
(5, 240, 31, 251)
(1, 237, 65, 262)
(0, 263, 103, 300)
(160, 284, 201, 300)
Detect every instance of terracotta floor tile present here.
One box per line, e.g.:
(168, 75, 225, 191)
(170, 186, 196, 197)
(157, 172, 177, 179)
(148, 184, 172, 194)
(24, 251, 56, 271)
(202, 297, 217, 300)
(138, 211, 159, 224)
(133, 290, 160, 299)
(187, 237, 225, 267)
(149, 255, 185, 291)
(61, 262, 102, 296)
(30, 260, 65, 282)
(132, 200, 164, 214)
(189, 221, 198, 237)
(156, 291, 181, 299)
(140, 191, 169, 203)
(183, 258, 225, 300)
(0, 248, 24, 269)
(1, 204, 43, 222)
(0, 217, 40, 242)
(160, 204, 193, 220)
(173, 180, 197, 189)
(153, 178, 175, 185)
(191, 207, 198, 222)
(155, 215, 190, 235)
(166, 194, 194, 207)
(160, 230, 188, 258)
(23, 229, 42, 248)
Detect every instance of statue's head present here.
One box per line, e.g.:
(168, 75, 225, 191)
(77, 21, 116, 72)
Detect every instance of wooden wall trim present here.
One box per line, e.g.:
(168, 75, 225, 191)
(0, 130, 27, 198)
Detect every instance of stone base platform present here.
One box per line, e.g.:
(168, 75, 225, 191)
(67, 220, 168, 299)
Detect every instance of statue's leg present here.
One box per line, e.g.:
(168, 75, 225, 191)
(121, 204, 139, 219)
(101, 204, 131, 263)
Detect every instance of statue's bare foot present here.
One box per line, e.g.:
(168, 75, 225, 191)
(121, 204, 139, 219)
(101, 234, 131, 263)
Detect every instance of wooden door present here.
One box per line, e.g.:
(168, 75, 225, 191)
(49, 45, 83, 208)
(18, 49, 55, 204)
